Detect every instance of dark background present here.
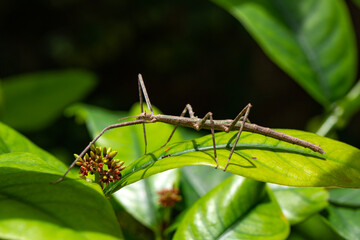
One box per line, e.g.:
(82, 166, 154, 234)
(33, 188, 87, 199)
(1, 0, 359, 156)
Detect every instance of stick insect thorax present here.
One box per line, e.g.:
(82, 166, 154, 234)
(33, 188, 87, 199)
(52, 74, 325, 184)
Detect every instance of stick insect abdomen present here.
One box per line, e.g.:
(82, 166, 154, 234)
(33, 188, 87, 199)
(243, 123, 325, 154)
(155, 114, 324, 154)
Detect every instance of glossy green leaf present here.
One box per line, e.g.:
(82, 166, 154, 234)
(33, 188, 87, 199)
(181, 170, 329, 225)
(68, 103, 182, 232)
(213, 0, 357, 105)
(326, 205, 360, 240)
(180, 166, 231, 207)
(0, 121, 69, 173)
(291, 213, 344, 240)
(106, 129, 360, 195)
(177, 130, 224, 207)
(0, 152, 123, 240)
(329, 188, 360, 207)
(181, 169, 328, 224)
(0, 123, 122, 239)
(173, 177, 289, 239)
(1, 69, 97, 131)
(270, 185, 328, 224)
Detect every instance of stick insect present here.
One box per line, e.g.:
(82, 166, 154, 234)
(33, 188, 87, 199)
(53, 74, 325, 184)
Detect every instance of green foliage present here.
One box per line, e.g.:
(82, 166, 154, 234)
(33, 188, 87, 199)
(113, 170, 180, 232)
(353, 0, 360, 8)
(0, 123, 122, 240)
(317, 80, 360, 135)
(271, 185, 328, 225)
(180, 166, 232, 207)
(329, 188, 360, 207)
(326, 205, 360, 239)
(0, 121, 65, 171)
(212, 0, 357, 106)
(1, 69, 96, 131)
(174, 177, 289, 239)
(290, 214, 344, 240)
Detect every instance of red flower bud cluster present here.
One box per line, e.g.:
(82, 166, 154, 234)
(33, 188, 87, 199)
(75, 145, 125, 188)
(157, 188, 182, 207)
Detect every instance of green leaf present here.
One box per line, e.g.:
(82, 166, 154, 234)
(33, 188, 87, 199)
(181, 170, 329, 225)
(270, 185, 328, 224)
(66, 103, 133, 162)
(0, 152, 123, 240)
(180, 166, 231, 207)
(317, 79, 360, 136)
(106, 129, 360, 195)
(329, 188, 360, 207)
(113, 169, 180, 232)
(325, 205, 360, 240)
(0, 121, 68, 173)
(213, 0, 357, 105)
(173, 177, 290, 239)
(1, 69, 97, 131)
(291, 213, 344, 240)
(67, 103, 183, 233)
(0, 123, 122, 239)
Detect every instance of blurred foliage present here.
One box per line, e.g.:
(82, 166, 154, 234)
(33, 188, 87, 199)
(214, 0, 357, 106)
(1, 69, 96, 131)
(353, 0, 360, 8)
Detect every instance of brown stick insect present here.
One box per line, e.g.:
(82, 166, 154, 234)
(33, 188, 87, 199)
(53, 74, 325, 184)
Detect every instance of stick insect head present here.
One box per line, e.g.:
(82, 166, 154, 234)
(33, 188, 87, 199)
(136, 111, 154, 121)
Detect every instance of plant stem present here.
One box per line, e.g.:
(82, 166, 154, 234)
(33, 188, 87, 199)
(317, 80, 360, 136)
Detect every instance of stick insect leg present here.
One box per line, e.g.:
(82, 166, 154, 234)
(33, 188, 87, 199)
(138, 74, 154, 154)
(161, 104, 195, 148)
(196, 112, 218, 169)
(224, 103, 252, 171)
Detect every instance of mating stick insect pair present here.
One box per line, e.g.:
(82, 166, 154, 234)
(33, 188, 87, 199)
(53, 74, 325, 184)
